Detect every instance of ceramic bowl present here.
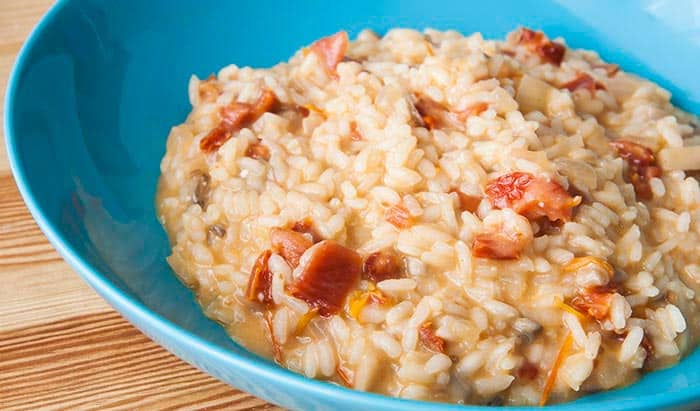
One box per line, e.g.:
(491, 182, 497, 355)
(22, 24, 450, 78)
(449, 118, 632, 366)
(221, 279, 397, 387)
(5, 1, 700, 409)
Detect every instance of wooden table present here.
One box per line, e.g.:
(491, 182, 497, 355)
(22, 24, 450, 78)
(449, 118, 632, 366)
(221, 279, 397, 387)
(0, 2, 280, 409)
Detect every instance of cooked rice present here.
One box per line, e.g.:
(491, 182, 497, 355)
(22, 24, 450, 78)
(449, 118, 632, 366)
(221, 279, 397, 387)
(156, 27, 700, 405)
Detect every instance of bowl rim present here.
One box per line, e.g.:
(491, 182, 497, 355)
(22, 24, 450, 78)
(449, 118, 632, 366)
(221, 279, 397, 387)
(4, 1, 700, 409)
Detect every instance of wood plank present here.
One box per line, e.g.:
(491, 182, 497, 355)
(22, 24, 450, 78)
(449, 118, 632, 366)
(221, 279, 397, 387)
(0, 0, 54, 48)
(0, 311, 281, 411)
(0, 173, 109, 330)
(1, 47, 17, 171)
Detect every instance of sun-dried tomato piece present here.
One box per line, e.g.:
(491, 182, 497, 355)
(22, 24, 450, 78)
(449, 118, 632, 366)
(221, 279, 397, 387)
(451, 189, 482, 213)
(561, 73, 606, 93)
(245, 141, 271, 161)
(570, 284, 619, 321)
(485, 172, 580, 222)
(289, 240, 363, 316)
(198, 74, 221, 103)
(611, 140, 655, 166)
(219, 104, 250, 127)
(537, 42, 566, 66)
(199, 123, 234, 153)
(519, 28, 544, 44)
(363, 250, 403, 282)
(385, 203, 414, 229)
(473, 231, 526, 260)
(486, 172, 534, 208)
(518, 27, 566, 66)
(200, 89, 278, 153)
(456, 102, 489, 122)
(519, 28, 538, 42)
(270, 228, 313, 268)
(245, 250, 274, 305)
(291, 218, 313, 233)
(251, 89, 279, 118)
(473, 209, 533, 260)
(310, 31, 349, 74)
(419, 322, 446, 353)
(611, 140, 662, 200)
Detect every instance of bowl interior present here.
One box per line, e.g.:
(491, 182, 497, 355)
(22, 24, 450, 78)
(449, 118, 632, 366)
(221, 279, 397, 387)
(6, 0, 700, 409)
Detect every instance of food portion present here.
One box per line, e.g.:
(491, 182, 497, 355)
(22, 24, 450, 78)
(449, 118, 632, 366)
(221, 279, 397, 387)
(156, 27, 700, 405)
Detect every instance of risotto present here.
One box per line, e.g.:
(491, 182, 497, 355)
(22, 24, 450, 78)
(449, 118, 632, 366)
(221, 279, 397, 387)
(156, 27, 700, 405)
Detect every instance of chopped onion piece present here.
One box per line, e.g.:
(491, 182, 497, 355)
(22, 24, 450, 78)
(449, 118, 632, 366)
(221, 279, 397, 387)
(657, 146, 700, 170)
(516, 74, 554, 114)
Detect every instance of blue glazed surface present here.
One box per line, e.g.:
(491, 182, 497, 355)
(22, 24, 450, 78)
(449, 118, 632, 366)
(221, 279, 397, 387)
(5, 0, 700, 409)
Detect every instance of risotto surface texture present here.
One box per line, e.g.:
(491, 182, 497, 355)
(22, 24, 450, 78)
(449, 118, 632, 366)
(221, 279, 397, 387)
(156, 28, 700, 405)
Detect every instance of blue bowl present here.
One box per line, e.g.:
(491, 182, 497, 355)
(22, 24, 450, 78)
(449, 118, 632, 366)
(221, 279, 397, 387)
(6, 0, 700, 409)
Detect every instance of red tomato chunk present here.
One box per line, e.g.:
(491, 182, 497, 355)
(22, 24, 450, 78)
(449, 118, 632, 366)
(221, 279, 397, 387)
(473, 230, 528, 260)
(611, 140, 662, 200)
(270, 228, 313, 268)
(200, 89, 278, 153)
(485, 172, 579, 222)
(419, 322, 446, 353)
(561, 73, 606, 93)
(311, 31, 349, 74)
(289, 241, 363, 316)
(363, 250, 403, 282)
(518, 28, 566, 66)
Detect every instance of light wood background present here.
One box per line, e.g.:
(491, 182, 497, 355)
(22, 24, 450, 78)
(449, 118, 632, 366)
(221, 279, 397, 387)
(0, 2, 281, 409)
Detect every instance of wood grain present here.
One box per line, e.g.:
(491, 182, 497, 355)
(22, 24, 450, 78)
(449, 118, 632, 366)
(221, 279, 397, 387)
(0, 2, 281, 409)
(0, 312, 274, 411)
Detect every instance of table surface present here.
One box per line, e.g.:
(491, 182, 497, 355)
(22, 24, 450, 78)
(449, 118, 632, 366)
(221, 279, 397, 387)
(0, 2, 281, 410)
